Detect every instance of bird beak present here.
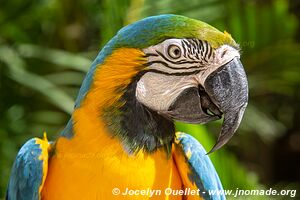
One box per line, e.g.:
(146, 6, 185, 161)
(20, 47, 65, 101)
(161, 56, 248, 153)
(165, 57, 248, 153)
(204, 57, 248, 153)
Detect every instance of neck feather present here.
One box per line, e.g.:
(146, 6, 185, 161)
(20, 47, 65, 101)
(67, 48, 175, 154)
(105, 72, 175, 154)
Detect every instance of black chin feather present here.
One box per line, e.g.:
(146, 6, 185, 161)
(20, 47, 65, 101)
(102, 71, 175, 154)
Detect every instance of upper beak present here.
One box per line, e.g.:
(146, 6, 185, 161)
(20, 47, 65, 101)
(165, 57, 248, 153)
(204, 57, 248, 153)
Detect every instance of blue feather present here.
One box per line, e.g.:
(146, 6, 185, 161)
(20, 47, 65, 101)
(175, 132, 225, 200)
(63, 14, 181, 139)
(74, 14, 192, 109)
(6, 138, 48, 200)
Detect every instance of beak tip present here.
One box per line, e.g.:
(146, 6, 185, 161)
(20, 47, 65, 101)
(204, 57, 248, 154)
(206, 136, 228, 154)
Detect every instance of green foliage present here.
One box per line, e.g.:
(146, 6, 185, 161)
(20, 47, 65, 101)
(0, 0, 299, 198)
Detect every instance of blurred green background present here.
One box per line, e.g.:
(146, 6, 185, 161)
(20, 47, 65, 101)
(0, 0, 300, 199)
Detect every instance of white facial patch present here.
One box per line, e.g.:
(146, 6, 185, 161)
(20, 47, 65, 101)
(136, 72, 198, 111)
(136, 39, 240, 111)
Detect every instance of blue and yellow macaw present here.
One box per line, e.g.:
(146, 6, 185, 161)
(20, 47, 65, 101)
(6, 14, 248, 200)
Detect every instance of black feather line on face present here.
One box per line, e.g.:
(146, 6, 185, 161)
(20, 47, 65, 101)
(102, 70, 175, 155)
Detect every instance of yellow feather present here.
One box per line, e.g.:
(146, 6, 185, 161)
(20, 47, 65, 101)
(35, 133, 50, 197)
(42, 48, 182, 200)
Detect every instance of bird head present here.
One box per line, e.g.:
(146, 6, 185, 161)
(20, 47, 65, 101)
(74, 14, 248, 154)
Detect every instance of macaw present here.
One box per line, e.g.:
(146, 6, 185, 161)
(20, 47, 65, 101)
(6, 14, 248, 200)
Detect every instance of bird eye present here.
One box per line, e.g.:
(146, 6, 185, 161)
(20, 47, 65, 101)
(167, 44, 182, 59)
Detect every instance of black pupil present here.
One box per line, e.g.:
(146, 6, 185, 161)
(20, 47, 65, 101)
(174, 48, 180, 56)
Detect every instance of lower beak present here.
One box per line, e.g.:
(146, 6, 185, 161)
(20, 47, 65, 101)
(165, 57, 248, 153)
(204, 57, 248, 153)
